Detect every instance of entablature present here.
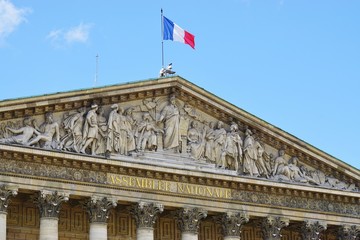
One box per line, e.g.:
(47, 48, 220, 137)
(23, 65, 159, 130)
(0, 144, 359, 221)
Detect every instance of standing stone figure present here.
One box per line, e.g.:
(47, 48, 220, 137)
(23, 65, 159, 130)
(158, 95, 180, 152)
(95, 106, 108, 155)
(242, 129, 259, 176)
(80, 104, 99, 155)
(213, 121, 227, 167)
(118, 107, 130, 155)
(60, 107, 86, 152)
(27, 112, 60, 149)
(0, 117, 39, 145)
(220, 123, 243, 171)
(106, 104, 121, 157)
(124, 107, 137, 154)
(254, 139, 271, 178)
(204, 122, 216, 163)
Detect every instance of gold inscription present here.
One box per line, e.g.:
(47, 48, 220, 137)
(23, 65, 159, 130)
(108, 174, 232, 199)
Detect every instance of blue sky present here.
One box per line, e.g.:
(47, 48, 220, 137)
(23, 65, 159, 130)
(0, 0, 359, 169)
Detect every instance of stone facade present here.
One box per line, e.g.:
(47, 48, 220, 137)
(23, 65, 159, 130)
(0, 76, 359, 240)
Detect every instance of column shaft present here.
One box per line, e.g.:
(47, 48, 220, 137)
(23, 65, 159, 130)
(84, 196, 117, 240)
(130, 202, 163, 240)
(224, 237, 240, 240)
(181, 232, 198, 240)
(175, 207, 207, 240)
(0, 213, 6, 240)
(89, 222, 107, 240)
(39, 218, 59, 240)
(0, 184, 18, 240)
(137, 227, 154, 240)
(34, 190, 69, 240)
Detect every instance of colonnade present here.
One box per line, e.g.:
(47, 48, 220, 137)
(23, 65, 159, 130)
(0, 185, 359, 240)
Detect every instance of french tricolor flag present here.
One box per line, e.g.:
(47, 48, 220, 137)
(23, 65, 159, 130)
(163, 16, 195, 49)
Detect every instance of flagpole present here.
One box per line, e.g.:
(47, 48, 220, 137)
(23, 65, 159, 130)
(95, 54, 99, 87)
(161, 8, 164, 68)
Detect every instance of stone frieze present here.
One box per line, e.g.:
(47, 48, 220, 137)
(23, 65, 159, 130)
(0, 94, 358, 193)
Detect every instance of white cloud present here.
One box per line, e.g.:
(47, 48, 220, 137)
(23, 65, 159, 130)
(64, 23, 91, 43)
(47, 23, 92, 47)
(46, 29, 63, 41)
(0, 0, 30, 40)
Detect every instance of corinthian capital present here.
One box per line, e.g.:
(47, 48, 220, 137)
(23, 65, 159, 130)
(0, 184, 18, 213)
(33, 190, 69, 218)
(338, 225, 360, 240)
(175, 207, 208, 234)
(260, 216, 289, 240)
(84, 196, 117, 223)
(214, 211, 249, 238)
(301, 220, 327, 240)
(130, 201, 164, 228)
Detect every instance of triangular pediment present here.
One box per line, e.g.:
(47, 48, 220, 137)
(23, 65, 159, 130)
(0, 76, 359, 195)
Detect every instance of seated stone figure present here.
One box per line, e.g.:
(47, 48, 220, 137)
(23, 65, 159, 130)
(136, 113, 163, 152)
(187, 121, 205, 160)
(271, 149, 291, 179)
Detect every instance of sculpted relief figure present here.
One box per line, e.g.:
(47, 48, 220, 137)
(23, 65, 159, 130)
(204, 122, 215, 163)
(60, 107, 86, 152)
(187, 121, 206, 160)
(271, 149, 291, 179)
(157, 95, 180, 152)
(80, 104, 99, 155)
(27, 112, 60, 149)
(106, 104, 121, 157)
(272, 152, 321, 185)
(0, 117, 39, 145)
(242, 129, 260, 176)
(124, 108, 137, 154)
(118, 107, 130, 155)
(253, 138, 271, 178)
(213, 121, 227, 167)
(136, 113, 163, 152)
(220, 123, 242, 171)
(95, 107, 108, 155)
(287, 157, 309, 183)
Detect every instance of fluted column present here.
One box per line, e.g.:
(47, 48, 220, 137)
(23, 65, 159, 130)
(175, 207, 208, 240)
(300, 220, 327, 240)
(34, 190, 69, 240)
(84, 196, 117, 240)
(214, 212, 249, 240)
(337, 225, 360, 240)
(260, 216, 289, 240)
(130, 201, 164, 240)
(0, 185, 18, 240)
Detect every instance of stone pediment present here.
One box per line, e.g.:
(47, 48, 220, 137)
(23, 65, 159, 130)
(0, 76, 359, 196)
